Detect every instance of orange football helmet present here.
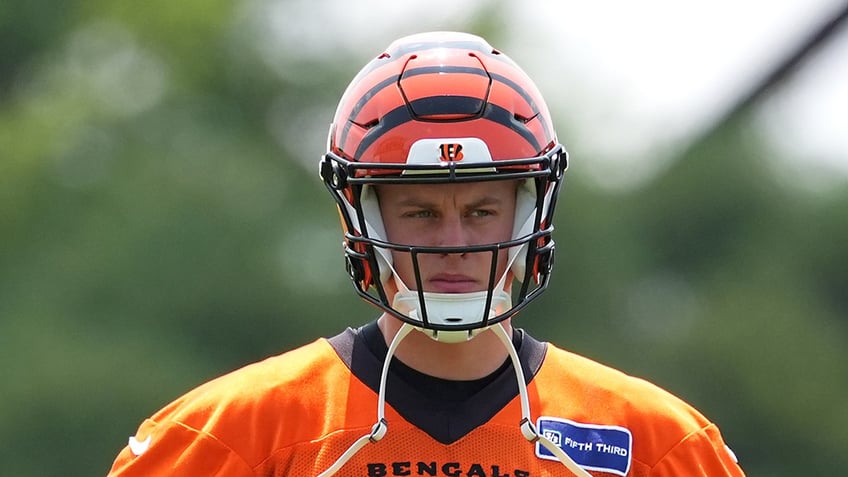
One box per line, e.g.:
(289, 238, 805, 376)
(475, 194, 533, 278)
(320, 31, 568, 340)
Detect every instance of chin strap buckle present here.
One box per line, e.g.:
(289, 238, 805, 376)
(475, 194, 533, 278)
(369, 418, 388, 443)
(519, 418, 540, 442)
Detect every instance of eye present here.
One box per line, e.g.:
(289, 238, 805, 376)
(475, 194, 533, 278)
(469, 209, 495, 218)
(403, 209, 436, 219)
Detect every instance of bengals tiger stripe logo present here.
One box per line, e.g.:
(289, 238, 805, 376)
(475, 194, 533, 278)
(329, 32, 557, 164)
(439, 143, 464, 161)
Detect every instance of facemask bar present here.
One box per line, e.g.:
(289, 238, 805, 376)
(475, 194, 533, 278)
(325, 152, 561, 185)
(409, 245, 499, 325)
(319, 145, 568, 331)
(346, 232, 547, 331)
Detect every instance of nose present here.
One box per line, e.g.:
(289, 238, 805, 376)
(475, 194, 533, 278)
(435, 214, 470, 252)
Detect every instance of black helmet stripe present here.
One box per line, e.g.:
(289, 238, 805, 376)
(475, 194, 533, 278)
(402, 66, 549, 131)
(338, 74, 398, 149)
(353, 97, 540, 160)
(488, 72, 552, 139)
(340, 67, 548, 154)
(339, 66, 488, 149)
(407, 95, 486, 118)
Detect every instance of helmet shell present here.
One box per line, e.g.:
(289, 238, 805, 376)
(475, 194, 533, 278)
(328, 31, 557, 167)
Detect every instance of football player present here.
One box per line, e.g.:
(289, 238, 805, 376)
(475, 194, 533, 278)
(107, 31, 745, 477)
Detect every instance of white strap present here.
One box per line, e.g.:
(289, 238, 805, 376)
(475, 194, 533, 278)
(491, 324, 593, 477)
(314, 433, 371, 477)
(316, 323, 412, 477)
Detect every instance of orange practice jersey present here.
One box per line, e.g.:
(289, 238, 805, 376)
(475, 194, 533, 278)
(107, 325, 745, 476)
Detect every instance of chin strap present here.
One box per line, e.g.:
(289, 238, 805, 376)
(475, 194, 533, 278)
(316, 323, 413, 477)
(490, 324, 593, 477)
(316, 322, 592, 477)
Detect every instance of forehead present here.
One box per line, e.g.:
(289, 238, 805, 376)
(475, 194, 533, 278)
(374, 180, 518, 205)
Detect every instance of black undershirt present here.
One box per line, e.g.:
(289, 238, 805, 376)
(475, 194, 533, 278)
(328, 321, 546, 443)
(358, 321, 522, 403)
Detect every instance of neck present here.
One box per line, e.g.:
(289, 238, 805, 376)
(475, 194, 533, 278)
(377, 314, 513, 380)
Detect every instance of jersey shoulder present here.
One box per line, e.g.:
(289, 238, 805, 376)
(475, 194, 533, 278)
(138, 335, 370, 465)
(539, 343, 708, 426)
(155, 337, 340, 418)
(536, 343, 741, 472)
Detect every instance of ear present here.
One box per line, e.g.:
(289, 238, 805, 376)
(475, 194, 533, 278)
(383, 274, 400, 300)
(502, 271, 515, 294)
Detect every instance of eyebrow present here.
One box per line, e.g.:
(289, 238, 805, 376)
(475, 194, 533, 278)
(393, 196, 505, 209)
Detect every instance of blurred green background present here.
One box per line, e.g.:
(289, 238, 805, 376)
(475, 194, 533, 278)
(1, 1, 846, 476)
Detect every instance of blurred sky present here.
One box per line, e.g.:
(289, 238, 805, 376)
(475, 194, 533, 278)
(257, 0, 847, 189)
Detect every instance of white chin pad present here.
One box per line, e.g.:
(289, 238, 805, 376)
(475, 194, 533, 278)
(391, 289, 512, 342)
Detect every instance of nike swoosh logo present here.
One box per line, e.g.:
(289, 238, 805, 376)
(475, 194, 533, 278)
(128, 435, 151, 456)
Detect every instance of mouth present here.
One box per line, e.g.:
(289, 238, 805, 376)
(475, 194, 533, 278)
(427, 274, 479, 293)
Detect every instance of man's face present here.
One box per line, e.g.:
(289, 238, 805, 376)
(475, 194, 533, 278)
(376, 180, 518, 294)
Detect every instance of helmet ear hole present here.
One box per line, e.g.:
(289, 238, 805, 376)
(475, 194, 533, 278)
(320, 154, 349, 190)
(345, 241, 374, 289)
(345, 255, 366, 284)
(533, 244, 555, 284)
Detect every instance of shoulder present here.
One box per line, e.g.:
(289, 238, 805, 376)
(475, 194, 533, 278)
(109, 336, 355, 475)
(160, 337, 342, 418)
(538, 342, 708, 428)
(144, 335, 359, 457)
(535, 343, 743, 474)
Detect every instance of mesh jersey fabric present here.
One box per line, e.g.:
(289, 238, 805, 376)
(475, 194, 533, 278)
(106, 326, 745, 476)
